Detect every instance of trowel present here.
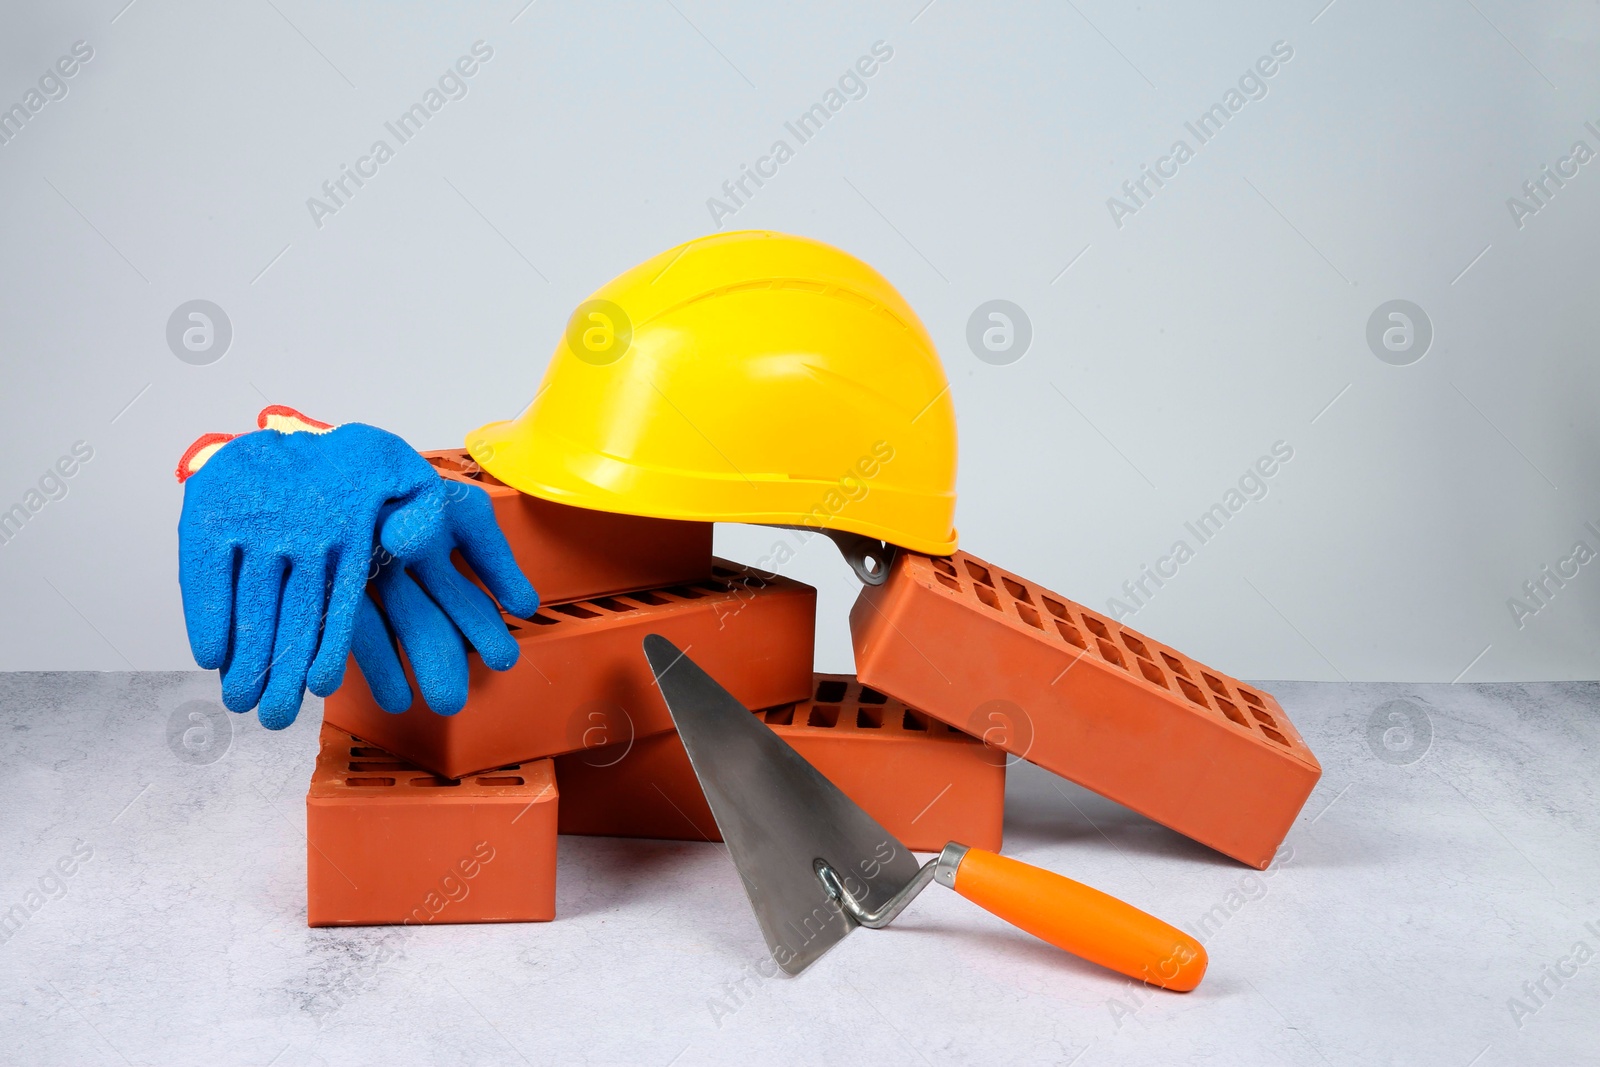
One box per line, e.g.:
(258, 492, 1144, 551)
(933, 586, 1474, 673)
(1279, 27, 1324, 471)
(642, 635, 1208, 990)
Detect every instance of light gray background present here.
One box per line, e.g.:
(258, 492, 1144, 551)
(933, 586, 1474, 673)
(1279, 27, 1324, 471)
(2, 0, 1599, 681)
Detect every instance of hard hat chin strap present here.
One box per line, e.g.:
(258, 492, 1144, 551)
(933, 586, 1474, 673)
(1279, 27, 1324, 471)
(769, 525, 897, 586)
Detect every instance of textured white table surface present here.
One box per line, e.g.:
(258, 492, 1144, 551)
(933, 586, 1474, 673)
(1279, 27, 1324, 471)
(0, 673, 1595, 1067)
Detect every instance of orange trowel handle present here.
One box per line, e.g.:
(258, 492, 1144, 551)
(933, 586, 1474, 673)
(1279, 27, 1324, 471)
(942, 846, 1208, 991)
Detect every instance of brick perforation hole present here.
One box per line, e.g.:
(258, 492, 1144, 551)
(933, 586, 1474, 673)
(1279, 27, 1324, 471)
(807, 705, 841, 729)
(814, 679, 848, 703)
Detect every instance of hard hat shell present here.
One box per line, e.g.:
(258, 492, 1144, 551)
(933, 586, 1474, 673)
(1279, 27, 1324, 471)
(468, 230, 958, 555)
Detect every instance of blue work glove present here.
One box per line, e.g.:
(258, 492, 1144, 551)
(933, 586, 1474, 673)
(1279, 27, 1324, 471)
(178, 422, 538, 729)
(350, 477, 529, 716)
(350, 570, 464, 715)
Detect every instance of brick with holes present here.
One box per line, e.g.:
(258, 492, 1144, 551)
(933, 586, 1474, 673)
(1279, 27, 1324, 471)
(306, 724, 557, 926)
(325, 560, 816, 779)
(850, 550, 1321, 869)
(554, 674, 1004, 852)
(424, 448, 712, 605)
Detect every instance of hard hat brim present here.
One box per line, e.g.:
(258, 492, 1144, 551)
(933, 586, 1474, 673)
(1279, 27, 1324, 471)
(467, 417, 959, 557)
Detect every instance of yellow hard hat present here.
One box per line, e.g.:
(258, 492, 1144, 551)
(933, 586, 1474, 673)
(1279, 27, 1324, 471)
(468, 230, 958, 557)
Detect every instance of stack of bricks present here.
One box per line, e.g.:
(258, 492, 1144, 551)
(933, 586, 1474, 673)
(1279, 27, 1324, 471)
(308, 451, 1010, 926)
(310, 450, 1321, 925)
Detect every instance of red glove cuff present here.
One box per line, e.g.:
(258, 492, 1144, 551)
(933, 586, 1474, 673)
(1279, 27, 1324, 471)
(175, 405, 336, 482)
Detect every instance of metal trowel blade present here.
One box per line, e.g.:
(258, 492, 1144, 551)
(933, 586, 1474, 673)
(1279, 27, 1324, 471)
(643, 634, 924, 975)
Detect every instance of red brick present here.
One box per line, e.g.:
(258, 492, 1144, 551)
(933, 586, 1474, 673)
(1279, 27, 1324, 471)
(326, 560, 816, 779)
(851, 550, 1321, 869)
(555, 674, 1005, 853)
(306, 724, 557, 926)
(423, 448, 712, 605)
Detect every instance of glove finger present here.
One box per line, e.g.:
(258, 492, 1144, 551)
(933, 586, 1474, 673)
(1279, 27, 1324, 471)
(177, 513, 235, 670)
(445, 483, 540, 618)
(220, 553, 287, 713)
(256, 556, 329, 730)
(306, 535, 376, 697)
(407, 555, 520, 672)
(350, 593, 413, 713)
(376, 564, 470, 715)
